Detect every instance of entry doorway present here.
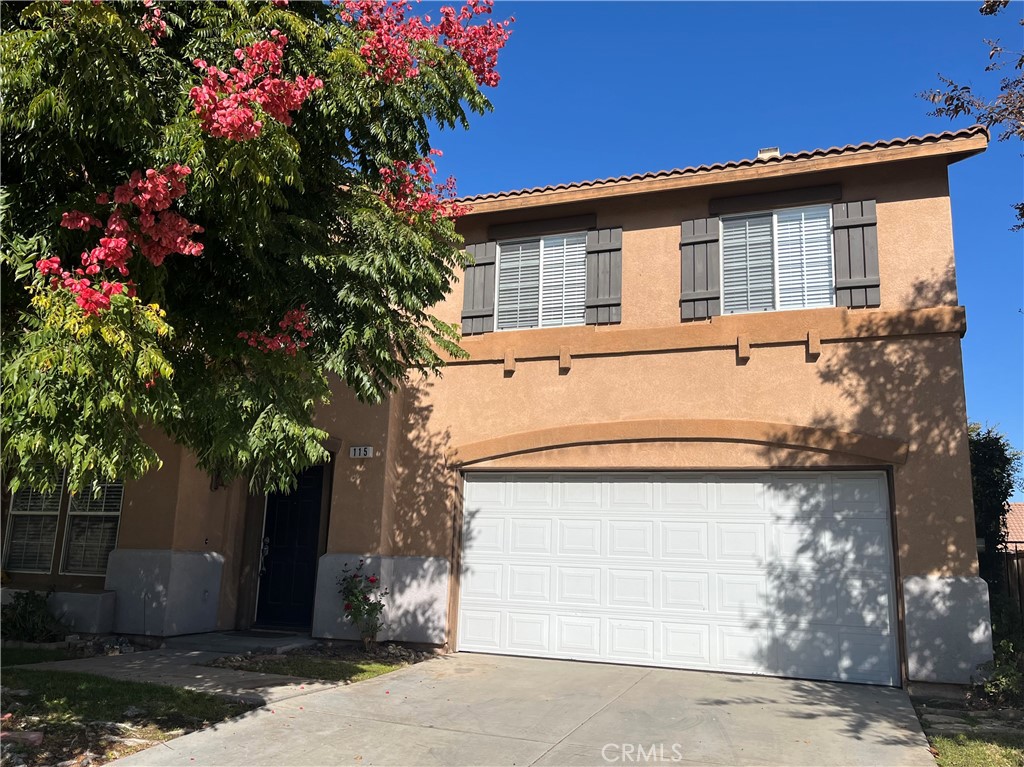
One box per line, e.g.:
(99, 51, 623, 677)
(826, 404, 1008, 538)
(255, 463, 330, 629)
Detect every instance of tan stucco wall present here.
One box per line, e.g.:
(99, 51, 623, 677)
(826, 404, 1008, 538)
(372, 154, 977, 578)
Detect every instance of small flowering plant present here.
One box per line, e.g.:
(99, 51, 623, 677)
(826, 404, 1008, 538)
(338, 560, 390, 646)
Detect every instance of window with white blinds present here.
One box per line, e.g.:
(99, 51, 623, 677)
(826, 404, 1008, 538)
(2, 473, 123, 576)
(62, 481, 124, 576)
(496, 233, 587, 330)
(3, 475, 64, 573)
(722, 205, 835, 314)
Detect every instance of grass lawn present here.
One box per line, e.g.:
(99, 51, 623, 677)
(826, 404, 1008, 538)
(1, 668, 254, 766)
(211, 653, 402, 683)
(928, 732, 1024, 767)
(1, 647, 77, 667)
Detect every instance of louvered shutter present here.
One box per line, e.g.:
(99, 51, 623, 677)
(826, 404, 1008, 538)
(776, 206, 835, 310)
(541, 233, 587, 327)
(585, 228, 622, 325)
(680, 217, 721, 321)
(496, 239, 541, 330)
(62, 480, 123, 575)
(461, 242, 497, 335)
(722, 215, 774, 314)
(832, 200, 880, 308)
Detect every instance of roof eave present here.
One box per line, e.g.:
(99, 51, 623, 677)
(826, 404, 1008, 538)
(458, 130, 988, 217)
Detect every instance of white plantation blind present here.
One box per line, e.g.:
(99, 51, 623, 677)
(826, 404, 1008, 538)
(4, 475, 64, 573)
(63, 481, 123, 575)
(497, 233, 587, 330)
(776, 206, 834, 309)
(540, 233, 587, 327)
(496, 240, 541, 330)
(723, 215, 774, 313)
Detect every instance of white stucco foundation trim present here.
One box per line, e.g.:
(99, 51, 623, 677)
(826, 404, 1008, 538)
(312, 554, 449, 644)
(903, 575, 994, 684)
(104, 549, 224, 636)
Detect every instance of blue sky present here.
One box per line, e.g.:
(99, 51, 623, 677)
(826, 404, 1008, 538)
(433, 1, 1024, 496)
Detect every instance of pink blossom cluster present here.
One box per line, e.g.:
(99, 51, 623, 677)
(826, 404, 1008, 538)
(139, 1, 167, 47)
(337, 0, 512, 86)
(378, 150, 471, 222)
(238, 305, 314, 355)
(39, 165, 204, 316)
(190, 32, 323, 142)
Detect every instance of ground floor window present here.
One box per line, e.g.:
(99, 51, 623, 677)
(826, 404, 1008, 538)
(3, 474, 123, 577)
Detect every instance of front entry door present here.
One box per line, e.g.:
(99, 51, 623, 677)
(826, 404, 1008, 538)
(256, 464, 326, 628)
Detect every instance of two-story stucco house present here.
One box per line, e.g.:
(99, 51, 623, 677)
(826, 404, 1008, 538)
(1, 126, 993, 687)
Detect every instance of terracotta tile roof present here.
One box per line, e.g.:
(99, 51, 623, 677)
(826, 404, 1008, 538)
(457, 125, 989, 204)
(1007, 502, 1024, 545)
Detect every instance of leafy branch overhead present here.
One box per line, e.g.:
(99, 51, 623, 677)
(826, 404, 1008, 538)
(923, 0, 1023, 228)
(0, 0, 514, 495)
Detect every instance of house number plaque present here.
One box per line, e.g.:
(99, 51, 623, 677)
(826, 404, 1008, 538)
(349, 446, 374, 458)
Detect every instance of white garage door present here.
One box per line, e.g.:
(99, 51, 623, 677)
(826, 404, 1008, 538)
(458, 472, 898, 686)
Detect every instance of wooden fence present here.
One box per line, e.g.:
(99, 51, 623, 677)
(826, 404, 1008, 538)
(1000, 550, 1024, 618)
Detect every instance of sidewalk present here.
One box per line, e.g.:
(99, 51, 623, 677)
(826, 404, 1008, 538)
(24, 646, 335, 706)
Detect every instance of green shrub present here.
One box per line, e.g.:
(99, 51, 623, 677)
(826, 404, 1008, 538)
(1, 590, 69, 643)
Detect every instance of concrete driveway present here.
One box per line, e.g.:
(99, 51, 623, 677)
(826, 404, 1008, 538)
(114, 653, 935, 767)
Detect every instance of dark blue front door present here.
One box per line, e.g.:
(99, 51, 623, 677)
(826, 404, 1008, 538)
(256, 464, 325, 628)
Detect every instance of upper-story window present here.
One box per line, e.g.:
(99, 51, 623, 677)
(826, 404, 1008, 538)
(721, 204, 834, 314)
(496, 232, 587, 330)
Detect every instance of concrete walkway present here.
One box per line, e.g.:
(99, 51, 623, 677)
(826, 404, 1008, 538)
(27, 648, 334, 705)
(109, 653, 936, 767)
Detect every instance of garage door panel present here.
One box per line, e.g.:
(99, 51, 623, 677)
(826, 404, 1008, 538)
(832, 474, 887, 512)
(507, 613, 551, 652)
(608, 619, 655, 661)
(508, 565, 552, 603)
(716, 573, 769, 616)
(609, 478, 654, 510)
(463, 516, 505, 555)
(557, 567, 602, 606)
(776, 627, 840, 679)
(661, 571, 710, 612)
(555, 615, 602, 656)
(713, 476, 768, 513)
(559, 477, 604, 508)
(718, 624, 773, 672)
(661, 521, 709, 560)
(608, 569, 655, 609)
(770, 475, 832, 513)
(509, 518, 553, 555)
(462, 562, 504, 601)
(663, 622, 712, 665)
(511, 476, 556, 507)
(662, 477, 709, 511)
(461, 609, 503, 649)
(558, 518, 602, 557)
(714, 521, 767, 563)
(771, 574, 840, 624)
(607, 520, 655, 559)
(459, 472, 897, 686)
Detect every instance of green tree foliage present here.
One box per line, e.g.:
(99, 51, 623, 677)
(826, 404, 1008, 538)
(1, 1, 510, 494)
(969, 422, 1023, 583)
(923, 0, 1024, 228)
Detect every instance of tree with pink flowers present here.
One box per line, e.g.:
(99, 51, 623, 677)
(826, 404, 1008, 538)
(1, 0, 513, 494)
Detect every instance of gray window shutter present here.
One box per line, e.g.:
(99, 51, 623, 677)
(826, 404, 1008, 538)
(461, 242, 497, 335)
(680, 217, 721, 321)
(832, 200, 880, 308)
(585, 228, 622, 325)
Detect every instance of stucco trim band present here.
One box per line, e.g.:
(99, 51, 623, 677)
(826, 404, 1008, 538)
(449, 419, 909, 468)
(449, 306, 966, 365)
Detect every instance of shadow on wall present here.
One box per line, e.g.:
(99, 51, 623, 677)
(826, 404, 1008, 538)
(754, 277, 992, 685)
(315, 380, 467, 645)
